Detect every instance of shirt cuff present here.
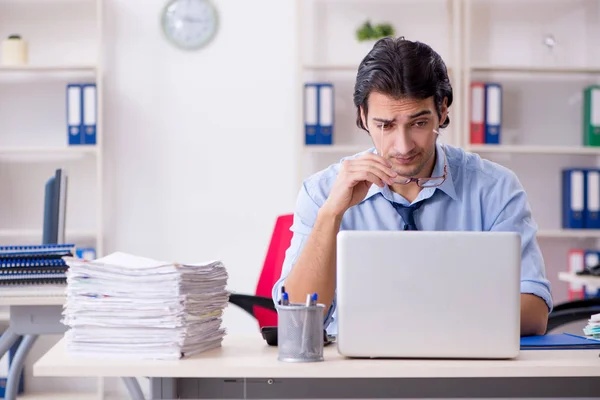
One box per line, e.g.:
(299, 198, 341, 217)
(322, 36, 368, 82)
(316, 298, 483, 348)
(521, 279, 553, 312)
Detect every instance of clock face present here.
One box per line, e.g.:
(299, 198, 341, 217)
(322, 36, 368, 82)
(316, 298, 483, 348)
(161, 0, 218, 50)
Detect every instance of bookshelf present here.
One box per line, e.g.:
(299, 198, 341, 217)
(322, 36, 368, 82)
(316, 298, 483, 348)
(461, 0, 600, 303)
(0, 0, 105, 398)
(0, 0, 104, 257)
(295, 0, 600, 304)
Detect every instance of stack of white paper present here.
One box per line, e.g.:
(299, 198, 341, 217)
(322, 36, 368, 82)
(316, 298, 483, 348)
(61, 251, 229, 360)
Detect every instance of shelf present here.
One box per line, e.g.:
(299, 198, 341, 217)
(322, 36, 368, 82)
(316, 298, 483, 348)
(16, 392, 105, 400)
(467, 145, 600, 155)
(303, 144, 372, 154)
(558, 272, 600, 288)
(470, 65, 600, 75)
(0, 229, 96, 239)
(537, 229, 600, 239)
(0, 65, 96, 72)
(0, 146, 97, 161)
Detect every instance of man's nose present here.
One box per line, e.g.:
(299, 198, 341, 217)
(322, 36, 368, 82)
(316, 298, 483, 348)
(392, 129, 415, 155)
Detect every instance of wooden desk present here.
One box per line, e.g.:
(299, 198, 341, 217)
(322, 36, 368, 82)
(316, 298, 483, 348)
(33, 334, 600, 399)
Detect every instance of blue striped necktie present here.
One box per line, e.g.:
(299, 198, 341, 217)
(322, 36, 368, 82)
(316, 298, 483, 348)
(392, 201, 424, 230)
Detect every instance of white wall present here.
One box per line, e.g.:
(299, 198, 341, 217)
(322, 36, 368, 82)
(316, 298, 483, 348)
(101, 0, 299, 335)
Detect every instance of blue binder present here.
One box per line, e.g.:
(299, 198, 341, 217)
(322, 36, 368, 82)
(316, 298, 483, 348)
(521, 333, 600, 349)
(562, 169, 586, 229)
(484, 83, 502, 144)
(66, 83, 83, 145)
(317, 83, 334, 145)
(304, 83, 318, 145)
(82, 83, 97, 145)
(585, 168, 600, 229)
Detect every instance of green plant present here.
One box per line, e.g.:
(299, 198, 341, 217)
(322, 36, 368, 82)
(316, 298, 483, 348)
(356, 20, 395, 42)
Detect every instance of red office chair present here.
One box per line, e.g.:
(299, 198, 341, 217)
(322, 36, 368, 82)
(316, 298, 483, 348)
(228, 214, 294, 329)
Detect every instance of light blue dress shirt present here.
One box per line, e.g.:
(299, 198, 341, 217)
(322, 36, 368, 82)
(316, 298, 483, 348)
(272, 142, 552, 335)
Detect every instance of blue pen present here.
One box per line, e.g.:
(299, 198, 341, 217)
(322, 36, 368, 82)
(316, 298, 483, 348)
(310, 293, 318, 306)
(282, 292, 289, 306)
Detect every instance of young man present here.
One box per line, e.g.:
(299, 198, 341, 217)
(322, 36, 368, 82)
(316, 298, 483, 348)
(272, 37, 551, 336)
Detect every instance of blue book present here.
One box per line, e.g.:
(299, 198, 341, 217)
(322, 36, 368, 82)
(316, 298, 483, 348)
(585, 168, 600, 229)
(484, 83, 502, 144)
(317, 83, 334, 145)
(520, 333, 600, 349)
(304, 83, 318, 145)
(562, 169, 586, 229)
(66, 83, 83, 145)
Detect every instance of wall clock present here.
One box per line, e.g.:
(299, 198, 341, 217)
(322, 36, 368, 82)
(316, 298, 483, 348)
(160, 0, 219, 51)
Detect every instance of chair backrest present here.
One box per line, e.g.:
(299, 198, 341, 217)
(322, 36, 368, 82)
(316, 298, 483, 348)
(254, 214, 294, 328)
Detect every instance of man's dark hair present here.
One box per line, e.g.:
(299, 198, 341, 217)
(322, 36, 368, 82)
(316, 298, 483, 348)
(353, 37, 453, 132)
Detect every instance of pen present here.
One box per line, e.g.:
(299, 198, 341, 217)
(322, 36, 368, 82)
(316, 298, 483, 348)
(282, 292, 289, 306)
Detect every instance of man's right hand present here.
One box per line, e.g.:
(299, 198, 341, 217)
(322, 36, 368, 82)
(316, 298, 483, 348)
(321, 152, 398, 217)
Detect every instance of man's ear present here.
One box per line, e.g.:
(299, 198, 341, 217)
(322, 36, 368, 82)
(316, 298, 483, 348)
(440, 97, 448, 126)
(360, 106, 368, 132)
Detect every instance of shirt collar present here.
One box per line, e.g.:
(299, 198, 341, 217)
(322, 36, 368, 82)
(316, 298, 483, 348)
(362, 142, 458, 203)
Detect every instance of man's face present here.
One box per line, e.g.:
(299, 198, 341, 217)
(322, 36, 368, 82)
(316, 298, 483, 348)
(361, 92, 447, 179)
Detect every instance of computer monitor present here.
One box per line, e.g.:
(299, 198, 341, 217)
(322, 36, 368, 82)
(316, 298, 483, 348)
(42, 169, 68, 244)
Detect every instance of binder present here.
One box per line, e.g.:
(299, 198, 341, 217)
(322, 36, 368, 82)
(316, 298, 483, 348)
(469, 81, 485, 144)
(66, 83, 83, 145)
(567, 248, 585, 300)
(317, 83, 334, 145)
(586, 169, 600, 229)
(520, 333, 600, 349)
(0, 244, 75, 258)
(0, 244, 72, 285)
(562, 169, 586, 229)
(583, 85, 600, 147)
(82, 83, 97, 145)
(484, 83, 502, 144)
(304, 83, 318, 145)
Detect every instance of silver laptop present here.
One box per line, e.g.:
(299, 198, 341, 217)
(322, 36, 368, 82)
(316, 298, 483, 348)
(335, 230, 521, 359)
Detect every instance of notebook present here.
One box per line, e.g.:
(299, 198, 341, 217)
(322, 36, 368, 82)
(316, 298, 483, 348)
(0, 244, 74, 286)
(520, 333, 600, 349)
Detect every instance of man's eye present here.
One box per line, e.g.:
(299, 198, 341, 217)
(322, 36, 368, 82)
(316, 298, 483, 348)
(414, 120, 428, 127)
(377, 124, 391, 130)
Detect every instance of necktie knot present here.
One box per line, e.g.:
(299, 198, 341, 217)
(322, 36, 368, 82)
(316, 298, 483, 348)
(392, 201, 424, 230)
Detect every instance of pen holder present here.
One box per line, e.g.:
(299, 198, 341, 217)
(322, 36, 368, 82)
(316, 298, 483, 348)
(276, 303, 325, 362)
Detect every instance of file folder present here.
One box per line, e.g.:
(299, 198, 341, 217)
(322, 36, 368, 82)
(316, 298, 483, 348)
(586, 169, 600, 228)
(317, 83, 333, 145)
(520, 333, 600, 349)
(469, 82, 485, 144)
(584, 85, 600, 147)
(484, 83, 502, 144)
(66, 84, 83, 145)
(562, 169, 586, 229)
(82, 83, 97, 145)
(304, 83, 318, 145)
